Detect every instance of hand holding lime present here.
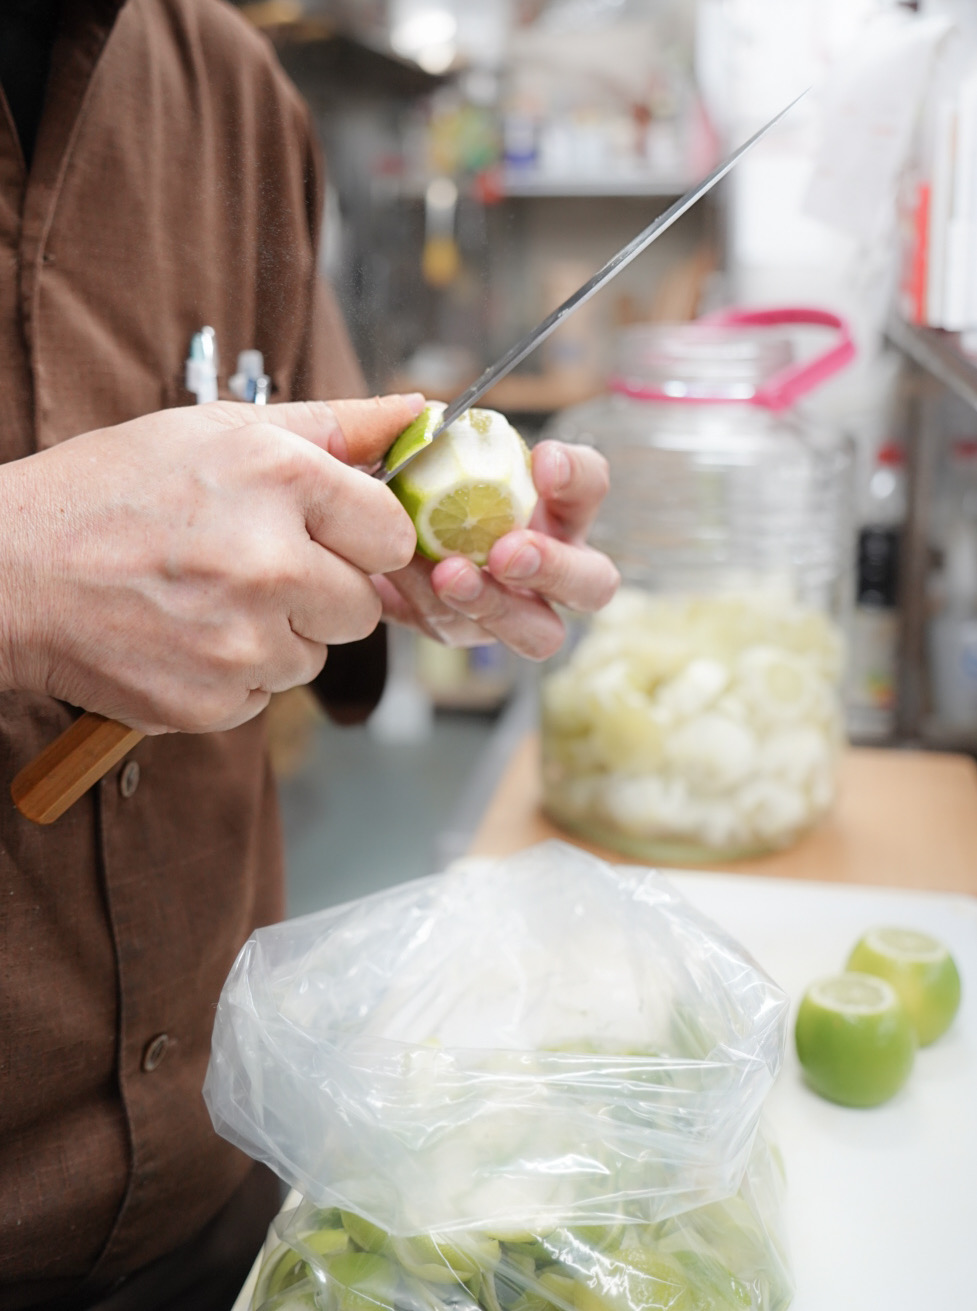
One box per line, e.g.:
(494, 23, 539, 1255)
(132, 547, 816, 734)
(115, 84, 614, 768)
(385, 403, 538, 565)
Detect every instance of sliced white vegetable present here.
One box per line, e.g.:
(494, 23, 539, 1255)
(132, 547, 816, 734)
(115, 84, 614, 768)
(734, 778, 809, 845)
(653, 658, 729, 720)
(735, 646, 819, 724)
(602, 774, 687, 837)
(756, 724, 832, 789)
(541, 586, 844, 853)
(664, 714, 758, 793)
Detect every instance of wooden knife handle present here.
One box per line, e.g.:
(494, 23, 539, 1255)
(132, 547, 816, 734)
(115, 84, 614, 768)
(11, 712, 145, 824)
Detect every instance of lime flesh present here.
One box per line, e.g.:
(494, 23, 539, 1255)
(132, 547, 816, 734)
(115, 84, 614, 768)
(794, 972, 916, 1107)
(846, 926, 962, 1046)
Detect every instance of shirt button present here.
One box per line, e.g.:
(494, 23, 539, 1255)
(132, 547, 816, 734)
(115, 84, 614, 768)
(142, 1034, 169, 1072)
(119, 760, 141, 798)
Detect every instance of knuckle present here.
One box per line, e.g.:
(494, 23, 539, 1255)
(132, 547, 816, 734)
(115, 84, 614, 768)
(573, 553, 620, 612)
(208, 617, 268, 676)
(252, 537, 300, 592)
(541, 543, 575, 598)
(521, 616, 566, 662)
(241, 422, 309, 476)
(229, 532, 306, 600)
(465, 583, 509, 627)
(568, 443, 609, 494)
(176, 692, 237, 734)
(363, 587, 385, 632)
(303, 643, 329, 682)
(384, 508, 418, 570)
(338, 586, 383, 641)
(566, 442, 610, 496)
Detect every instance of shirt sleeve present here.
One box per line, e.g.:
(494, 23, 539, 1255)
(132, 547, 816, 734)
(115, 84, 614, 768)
(292, 104, 389, 724)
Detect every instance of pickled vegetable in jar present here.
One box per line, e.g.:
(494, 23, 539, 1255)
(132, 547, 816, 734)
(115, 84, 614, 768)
(540, 309, 855, 863)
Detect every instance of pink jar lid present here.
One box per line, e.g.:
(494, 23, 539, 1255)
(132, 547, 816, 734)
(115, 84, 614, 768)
(608, 306, 855, 412)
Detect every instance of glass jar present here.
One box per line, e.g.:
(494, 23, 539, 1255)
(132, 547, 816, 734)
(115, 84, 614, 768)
(539, 308, 855, 863)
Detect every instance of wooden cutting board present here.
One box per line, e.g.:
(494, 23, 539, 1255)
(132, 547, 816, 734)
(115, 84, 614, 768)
(467, 738, 977, 896)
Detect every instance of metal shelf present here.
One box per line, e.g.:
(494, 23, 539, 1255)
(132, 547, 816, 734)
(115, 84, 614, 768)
(499, 170, 692, 199)
(385, 368, 603, 415)
(387, 171, 693, 202)
(886, 315, 977, 414)
(883, 315, 977, 752)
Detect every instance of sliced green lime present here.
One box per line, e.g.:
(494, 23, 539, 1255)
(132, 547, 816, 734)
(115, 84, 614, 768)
(303, 1224, 351, 1259)
(573, 1246, 690, 1311)
(670, 1249, 751, 1310)
(341, 1212, 390, 1256)
(392, 1233, 500, 1284)
(253, 1242, 313, 1306)
(326, 1252, 400, 1311)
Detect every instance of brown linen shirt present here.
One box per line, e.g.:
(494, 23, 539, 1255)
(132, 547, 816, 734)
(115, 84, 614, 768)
(0, 1, 382, 1304)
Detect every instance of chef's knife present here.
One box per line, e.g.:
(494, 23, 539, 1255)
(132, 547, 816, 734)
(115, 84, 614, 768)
(379, 87, 809, 484)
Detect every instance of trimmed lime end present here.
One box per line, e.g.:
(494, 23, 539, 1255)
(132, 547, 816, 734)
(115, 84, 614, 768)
(846, 926, 962, 1046)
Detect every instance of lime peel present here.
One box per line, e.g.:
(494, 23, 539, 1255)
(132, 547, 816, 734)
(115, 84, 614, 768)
(384, 405, 440, 473)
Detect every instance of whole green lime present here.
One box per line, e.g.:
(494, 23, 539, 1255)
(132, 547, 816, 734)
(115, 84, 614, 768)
(794, 972, 916, 1107)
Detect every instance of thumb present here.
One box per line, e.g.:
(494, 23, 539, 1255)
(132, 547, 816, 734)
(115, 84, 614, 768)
(327, 394, 427, 467)
(222, 393, 426, 465)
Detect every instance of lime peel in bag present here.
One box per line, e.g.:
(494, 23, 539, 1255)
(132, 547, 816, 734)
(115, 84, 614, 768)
(203, 842, 793, 1309)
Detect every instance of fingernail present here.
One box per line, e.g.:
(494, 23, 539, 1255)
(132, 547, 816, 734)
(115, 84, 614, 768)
(502, 543, 541, 580)
(549, 448, 571, 492)
(442, 569, 482, 603)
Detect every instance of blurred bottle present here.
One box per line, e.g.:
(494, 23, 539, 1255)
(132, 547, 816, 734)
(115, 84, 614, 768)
(927, 439, 977, 732)
(846, 442, 907, 742)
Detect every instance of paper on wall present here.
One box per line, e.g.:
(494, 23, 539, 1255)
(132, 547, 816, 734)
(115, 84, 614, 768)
(803, 12, 953, 244)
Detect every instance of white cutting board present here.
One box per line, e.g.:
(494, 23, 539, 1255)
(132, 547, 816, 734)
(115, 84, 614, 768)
(233, 872, 976, 1311)
(666, 870, 977, 1311)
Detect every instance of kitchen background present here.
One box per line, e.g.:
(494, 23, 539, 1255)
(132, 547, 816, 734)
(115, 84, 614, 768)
(230, 0, 977, 912)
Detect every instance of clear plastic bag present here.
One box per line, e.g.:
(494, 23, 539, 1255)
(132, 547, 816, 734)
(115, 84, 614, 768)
(204, 842, 793, 1310)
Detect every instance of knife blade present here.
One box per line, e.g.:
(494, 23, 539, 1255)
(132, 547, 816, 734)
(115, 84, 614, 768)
(379, 88, 808, 485)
